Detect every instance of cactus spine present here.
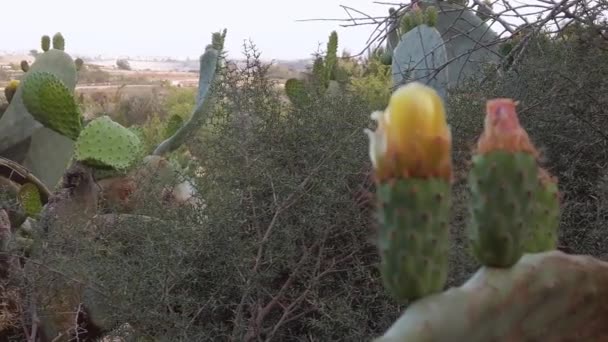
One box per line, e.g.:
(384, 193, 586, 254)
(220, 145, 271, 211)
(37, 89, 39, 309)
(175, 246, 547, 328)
(366, 82, 452, 301)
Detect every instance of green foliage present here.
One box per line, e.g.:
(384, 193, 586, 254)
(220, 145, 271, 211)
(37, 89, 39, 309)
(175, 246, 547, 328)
(311, 56, 326, 91)
(162, 85, 196, 119)
(164, 114, 184, 139)
(325, 31, 338, 81)
(29, 41, 399, 341)
(284, 78, 308, 106)
(349, 58, 391, 111)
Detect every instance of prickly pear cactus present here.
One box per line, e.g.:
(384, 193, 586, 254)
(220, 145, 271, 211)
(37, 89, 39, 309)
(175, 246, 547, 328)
(75, 115, 142, 170)
(21, 71, 82, 140)
(0, 32, 78, 188)
(523, 167, 560, 253)
(390, 0, 499, 91)
(392, 25, 449, 101)
(284, 78, 309, 107)
(18, 183, 43, 217)
(52, 32, 65, 51)
(41, 35, 51, 52)
(20, 60, 29, 73)
(467, 99, 543, 267)
(365, 82, 452, 301)
(371, 92, 607, 342)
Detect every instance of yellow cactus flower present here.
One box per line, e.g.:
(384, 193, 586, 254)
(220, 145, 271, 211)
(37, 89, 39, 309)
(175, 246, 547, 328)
(4, 79, 20, 103)
(364, 82, 452, 181)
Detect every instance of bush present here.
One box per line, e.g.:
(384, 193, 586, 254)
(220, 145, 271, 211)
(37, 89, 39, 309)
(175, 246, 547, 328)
(28, 41, 400, 341)
(77, 65, 111, 84)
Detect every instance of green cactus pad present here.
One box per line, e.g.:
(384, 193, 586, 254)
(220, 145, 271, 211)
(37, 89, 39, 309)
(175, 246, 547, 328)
(75, 115, 142, 170)
(523, 178, 560, 253)
(75, 58, 84, 71)
(18, 183, 43, 217)
(284, 78, 308, 105)
(21, 60, 30, 73)
(21, 71, 82, 140)
(41, 35, 50, 52)
(376, 178, 450, 302)
(52, 33, 65, 51)
(468, 151, 539, 267)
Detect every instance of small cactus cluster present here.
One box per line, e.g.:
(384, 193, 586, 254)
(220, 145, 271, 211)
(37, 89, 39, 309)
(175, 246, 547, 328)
(400, 5, 438, 34)
(366, 83, 560, 304)
(0, 32, 87, 188)
(18, 62, 142, 171)
(386, 0, 500, 96)
(284, 30, 340, 107)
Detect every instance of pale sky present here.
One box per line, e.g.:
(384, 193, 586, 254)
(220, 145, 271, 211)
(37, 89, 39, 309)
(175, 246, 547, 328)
(2, 0, 388, 60)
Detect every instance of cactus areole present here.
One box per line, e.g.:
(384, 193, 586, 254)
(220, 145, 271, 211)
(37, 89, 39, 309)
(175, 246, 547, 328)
(366, 82, 452, 302)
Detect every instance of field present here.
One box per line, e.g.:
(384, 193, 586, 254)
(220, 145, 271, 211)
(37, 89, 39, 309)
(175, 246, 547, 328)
(0, 53, 305, 99)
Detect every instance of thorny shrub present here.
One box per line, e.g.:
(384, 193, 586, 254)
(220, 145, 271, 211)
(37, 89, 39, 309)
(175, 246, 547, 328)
(26, 41, 401, 341)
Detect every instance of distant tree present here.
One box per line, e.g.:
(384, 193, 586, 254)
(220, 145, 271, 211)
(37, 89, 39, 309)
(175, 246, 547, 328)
(116, 59, 131, 71)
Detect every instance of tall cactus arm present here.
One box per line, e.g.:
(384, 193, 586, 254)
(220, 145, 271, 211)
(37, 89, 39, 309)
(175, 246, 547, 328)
(375, 251, 608, 342)
(152, 46, 219, 156)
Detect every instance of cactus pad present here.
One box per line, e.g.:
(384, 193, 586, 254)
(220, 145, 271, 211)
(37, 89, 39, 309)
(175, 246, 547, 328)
(52, 32, 65, 51)
(468, 151, 539, 267)
(18, 183, 43, 217)
(75, 116, 142, 170)
(41, 35, 51, 52)
(523, 169, 560, 253)
(75, 58, 84, 71)
(377, 178, 450, 302)
(21, 71, 82, 140)
(21, 60, 30, 73)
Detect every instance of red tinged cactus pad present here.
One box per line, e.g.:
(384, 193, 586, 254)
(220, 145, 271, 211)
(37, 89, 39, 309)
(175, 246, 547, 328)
(468, 99, 547, 267)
